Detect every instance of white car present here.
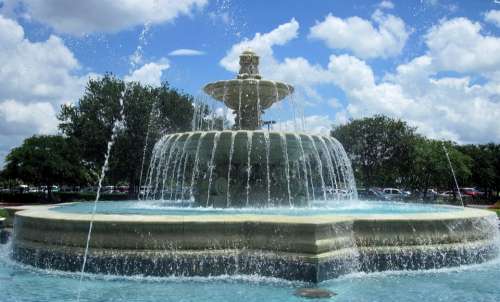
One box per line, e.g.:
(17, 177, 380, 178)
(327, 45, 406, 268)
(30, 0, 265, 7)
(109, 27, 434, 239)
(382, 188, 404, 199)
(440, 191, 455, 197)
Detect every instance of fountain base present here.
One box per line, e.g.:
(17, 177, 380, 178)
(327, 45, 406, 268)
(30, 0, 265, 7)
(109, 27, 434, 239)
(12, 206, 499, 282)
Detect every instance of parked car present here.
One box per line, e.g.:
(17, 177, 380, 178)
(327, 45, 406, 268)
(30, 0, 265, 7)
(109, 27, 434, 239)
(15, 184, 29, 193)
(459, 188, 484, 197)
(102, 186, 115, 193)
(117, 186, 129, 194)
(401, 190, 412, 197)
(326, 188, 349, 199)
(357, 188, 390, 201)
(28, 187, 40, 193)
(382, 188, 404, 200)
(41, 185, 59, 193)
(440, 191, 455, 197)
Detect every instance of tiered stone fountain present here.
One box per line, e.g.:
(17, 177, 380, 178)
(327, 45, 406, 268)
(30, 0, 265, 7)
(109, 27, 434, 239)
(143, 49, 357, 207)
(10, 51, 499, 282)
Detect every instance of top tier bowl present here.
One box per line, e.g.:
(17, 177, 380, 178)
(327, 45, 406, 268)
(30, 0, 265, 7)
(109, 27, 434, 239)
(203, 50, 294, 130)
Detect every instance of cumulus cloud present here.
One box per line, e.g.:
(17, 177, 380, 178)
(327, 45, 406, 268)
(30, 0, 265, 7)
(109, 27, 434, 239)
(327, 53, 500, 143)
(275, 115, 334, 135)
(0, 100, 60, 167)
(0, 15, 90, 104)
(309, 10, 410, 59)
(378, 1, 395, 9)
(125, 59, 170, 86)
(484, 9, 500, 27)
(221, 16, 500, 144)
(220, 18, 300, 73)
(0, 15, 93, 166)
(425, 17, 500, 74)
(306, 16, 500, 143)
(0, 100, 58, 136)
(2, 0, 207, 35)
(169, 49, 205, 56)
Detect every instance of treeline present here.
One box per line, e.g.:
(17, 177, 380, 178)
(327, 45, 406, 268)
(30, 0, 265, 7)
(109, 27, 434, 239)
(1, 75, 499, 203)
(0, 75, 212, 199)
(331, 115, 500, 201)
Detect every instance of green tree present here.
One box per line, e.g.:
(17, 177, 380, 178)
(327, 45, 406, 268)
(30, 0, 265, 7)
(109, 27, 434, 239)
(408, 138, 472, 200)
(2, 135, 92, 200)
(458, 143, 500, 200)
(58, 74, 196, 197)
(331, 115, 418, 188)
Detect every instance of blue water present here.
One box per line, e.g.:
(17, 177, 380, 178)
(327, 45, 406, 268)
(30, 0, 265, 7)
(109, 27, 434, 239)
(51, 200, 460, 216)
(1, 241, 499, 302)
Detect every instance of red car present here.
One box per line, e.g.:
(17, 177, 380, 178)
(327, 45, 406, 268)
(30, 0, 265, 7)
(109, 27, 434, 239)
(459, 188, 484, 197)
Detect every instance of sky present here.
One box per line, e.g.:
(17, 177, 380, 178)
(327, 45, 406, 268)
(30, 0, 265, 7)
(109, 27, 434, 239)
(0, 0, 500, 167)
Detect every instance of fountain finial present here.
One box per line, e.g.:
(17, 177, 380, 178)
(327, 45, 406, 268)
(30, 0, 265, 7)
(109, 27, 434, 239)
(238, 49, 261, 79)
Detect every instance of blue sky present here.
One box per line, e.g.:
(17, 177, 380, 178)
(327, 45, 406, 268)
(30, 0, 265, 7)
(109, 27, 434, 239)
(1, 0, 500, 166)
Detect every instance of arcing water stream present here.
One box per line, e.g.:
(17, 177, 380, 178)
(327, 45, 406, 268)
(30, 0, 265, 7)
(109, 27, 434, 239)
(76, 91, 125, 302)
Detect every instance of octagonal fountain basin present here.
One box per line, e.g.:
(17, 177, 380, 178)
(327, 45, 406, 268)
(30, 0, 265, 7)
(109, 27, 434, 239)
(51, 200, 459, 216)
(1, 244, 500, 302)
(12, 202, 499, 283)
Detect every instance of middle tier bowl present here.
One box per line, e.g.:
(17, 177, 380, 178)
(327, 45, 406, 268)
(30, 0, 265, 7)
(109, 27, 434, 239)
(203, 79, 294, 111)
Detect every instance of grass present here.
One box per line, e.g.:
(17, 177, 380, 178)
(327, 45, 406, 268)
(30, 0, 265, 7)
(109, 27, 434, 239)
(489, 208, 500, 217)
(0, 208, 7, 218)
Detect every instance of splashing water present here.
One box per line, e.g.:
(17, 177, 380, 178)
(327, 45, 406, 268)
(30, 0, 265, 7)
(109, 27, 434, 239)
(442, 142, 464, 206)
(76, 91, 125, 302)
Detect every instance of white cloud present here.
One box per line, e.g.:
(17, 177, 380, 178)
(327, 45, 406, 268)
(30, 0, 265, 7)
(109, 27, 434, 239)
(169, 49, 205, 56)
(322, 17, 500, 144)
(329, 53, 500, 143)
(379, 1, 394, 9)
(124, 59, 170, 86)
(0, 100, 58, 136)
(328, 98, 342, 109)
(2, 0, 208, 35)
(309, 10, 410, 59)
(0, 15, 90, 104)
(485, 9, 500, 27)
(0, 100, 60, 167)
(220, 17, 500, 144)
(215, 107, 235, 126)
(275, 115, 333, 135)
(425, 17, 500, 74)
(220, 18, 299, 73)
(0, 15, 93, 166)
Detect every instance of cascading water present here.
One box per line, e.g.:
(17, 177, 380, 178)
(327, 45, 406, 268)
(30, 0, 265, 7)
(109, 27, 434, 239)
(141, 50, 357, 207)
(7, 50, 499, 290)
(142, 131, 357, 207)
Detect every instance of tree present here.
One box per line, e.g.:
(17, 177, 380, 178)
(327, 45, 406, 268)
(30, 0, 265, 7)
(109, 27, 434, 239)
(58, 74, 196, 197)
(458, 143, 500, 200)
(331, 115, 418, 188)
(2, 135, 92, 200)
(408, 138, 472, 200)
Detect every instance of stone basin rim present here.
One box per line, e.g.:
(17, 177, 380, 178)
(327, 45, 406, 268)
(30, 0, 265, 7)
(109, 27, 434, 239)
(13, 204, 494, 224)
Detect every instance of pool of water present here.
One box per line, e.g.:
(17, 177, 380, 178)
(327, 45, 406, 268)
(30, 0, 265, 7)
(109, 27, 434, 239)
(1, 241, 499, 302)
(50, 200, 461, 216)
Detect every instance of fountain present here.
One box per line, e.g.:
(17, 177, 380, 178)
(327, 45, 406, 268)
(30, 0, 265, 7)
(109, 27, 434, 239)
(140, 49, 357, 208)
(8, 51, 499, 283)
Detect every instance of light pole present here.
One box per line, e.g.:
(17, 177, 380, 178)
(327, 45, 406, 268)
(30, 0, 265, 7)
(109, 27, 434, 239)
(262, 120, 276, 131)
